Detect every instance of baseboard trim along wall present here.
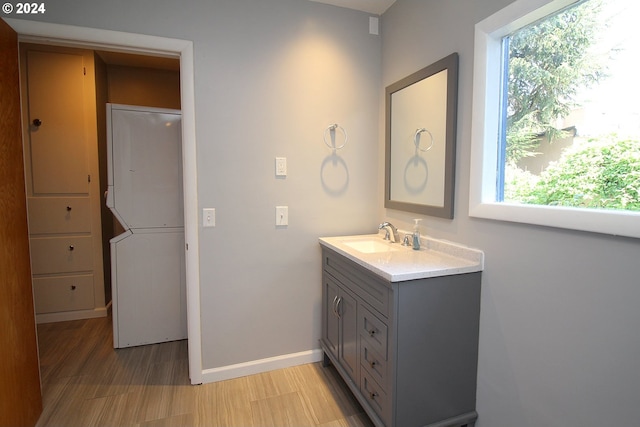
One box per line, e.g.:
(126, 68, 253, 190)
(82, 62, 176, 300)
(36, 306, 108, 324)
(201, 349, 324, 384)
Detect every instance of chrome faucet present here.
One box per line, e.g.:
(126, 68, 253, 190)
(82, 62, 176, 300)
(378, 222, 400, 243)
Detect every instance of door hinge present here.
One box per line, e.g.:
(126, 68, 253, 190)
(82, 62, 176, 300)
(186, 243, 189, 250)
(83, 67, 86, 76)
(88, 174, 91, 183)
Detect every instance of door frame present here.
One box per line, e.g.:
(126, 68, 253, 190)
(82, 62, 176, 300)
(4, 17, 203, 385)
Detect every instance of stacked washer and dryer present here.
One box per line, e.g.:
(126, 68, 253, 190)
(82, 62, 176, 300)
(106, 103, 187, 348)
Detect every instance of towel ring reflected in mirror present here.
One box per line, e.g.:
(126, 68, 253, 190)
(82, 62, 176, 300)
(414, 128, 434, 152)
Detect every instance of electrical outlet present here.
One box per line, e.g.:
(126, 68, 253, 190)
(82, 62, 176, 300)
(275, 157, 287, 177)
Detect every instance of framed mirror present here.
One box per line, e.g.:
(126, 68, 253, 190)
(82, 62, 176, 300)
(384, 53, 458, 218)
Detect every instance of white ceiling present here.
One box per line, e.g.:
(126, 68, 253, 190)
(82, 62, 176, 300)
(308, 0, 396, 15)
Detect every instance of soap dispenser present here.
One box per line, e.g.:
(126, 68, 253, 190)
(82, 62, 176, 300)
(412, 218, 422, 250)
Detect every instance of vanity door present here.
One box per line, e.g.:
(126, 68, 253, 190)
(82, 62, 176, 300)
(323, 276, 340, 360)
(337, 286, 358, 381)
(322, 274, 359, 382)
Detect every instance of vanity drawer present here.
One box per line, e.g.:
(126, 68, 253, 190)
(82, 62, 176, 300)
(361, 370, 391, 426)
(323, 249, 390, 318)
(27, 197, 92, 235)
(361, 340, 388, 390)
(33, 274, 94, 313)
(30, 236, 93, 274)
(358, 304, 388, 360)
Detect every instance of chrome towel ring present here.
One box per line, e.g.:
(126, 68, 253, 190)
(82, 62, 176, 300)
(324, 123, 348, 150)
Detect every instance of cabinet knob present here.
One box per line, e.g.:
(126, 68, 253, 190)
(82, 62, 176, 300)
(368, 329, 376, 337)
(32, 118, 42, 127)
(70, 285, 76, 290)
(69, 245, 75, 251)
(66, 206, 72, 211)
(369, 391, 378, 400)
(369, 361, 376, 368)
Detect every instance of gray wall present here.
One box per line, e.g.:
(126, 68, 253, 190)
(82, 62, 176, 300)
(380, 1, 640, 426)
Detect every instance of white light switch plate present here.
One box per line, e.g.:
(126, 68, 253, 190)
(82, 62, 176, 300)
(203, 208, 215, 227)
(275, 206, 288, 226)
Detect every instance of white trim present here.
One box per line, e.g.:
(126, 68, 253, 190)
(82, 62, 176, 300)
(202, 349, 324, 383)
(469, 0, 640, 239)
(36, 306, 108, 324)
(6, 18, 204, 384)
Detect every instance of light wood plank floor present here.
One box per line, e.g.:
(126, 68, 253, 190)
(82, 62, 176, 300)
(35, 314, 374, 427)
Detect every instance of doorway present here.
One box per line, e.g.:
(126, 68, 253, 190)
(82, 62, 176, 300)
(4, 17, 202, 385)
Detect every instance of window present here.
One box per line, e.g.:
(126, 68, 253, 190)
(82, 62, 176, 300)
(470, 0, 640, 238)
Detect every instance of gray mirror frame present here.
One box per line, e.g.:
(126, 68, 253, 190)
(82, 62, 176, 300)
(384, 52, 459, 219)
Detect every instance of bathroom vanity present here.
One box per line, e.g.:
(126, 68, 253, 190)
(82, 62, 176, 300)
(319, 234, 484, 427)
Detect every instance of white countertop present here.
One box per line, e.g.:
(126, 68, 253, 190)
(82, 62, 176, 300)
(319, 233, 484, 282)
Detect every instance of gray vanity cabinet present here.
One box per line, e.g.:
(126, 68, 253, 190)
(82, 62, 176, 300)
(320, 247, 481, 427)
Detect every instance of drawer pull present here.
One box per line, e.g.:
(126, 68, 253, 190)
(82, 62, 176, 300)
(68, 245, 75, 251)
(368, 329, 376, 337)
(70, 285, 76, 290)
(369, 391, 378, 400)
(369, 360, 376, 368)
(66, 205, 72, 211)
(332, 296, 339, 317)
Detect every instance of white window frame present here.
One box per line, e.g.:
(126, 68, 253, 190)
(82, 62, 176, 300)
(469, 0, 640, 239)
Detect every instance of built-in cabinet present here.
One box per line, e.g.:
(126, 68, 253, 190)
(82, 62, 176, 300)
(20, 45, 106, 323)
(321, 247, 481, 427)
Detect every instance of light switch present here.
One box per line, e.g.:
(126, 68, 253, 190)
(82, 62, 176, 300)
(203, 208, 215, 227)
(275, 157, 287, 177)
(275, 206, 288, 226)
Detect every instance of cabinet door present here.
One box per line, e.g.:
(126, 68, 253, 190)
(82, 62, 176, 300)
(26, 50, 89, 195)
(338, 288, 358, 381)
(323, 277, 340, 360)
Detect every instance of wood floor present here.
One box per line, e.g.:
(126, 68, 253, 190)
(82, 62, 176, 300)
(35, 314, 374, 427)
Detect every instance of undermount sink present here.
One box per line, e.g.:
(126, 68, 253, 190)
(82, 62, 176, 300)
(342, 239, 400, 253)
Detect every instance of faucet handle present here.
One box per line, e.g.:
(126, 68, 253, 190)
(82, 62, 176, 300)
(402, 234, 411, 246)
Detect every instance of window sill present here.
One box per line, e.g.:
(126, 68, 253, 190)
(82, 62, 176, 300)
(469, 201, 640, 239)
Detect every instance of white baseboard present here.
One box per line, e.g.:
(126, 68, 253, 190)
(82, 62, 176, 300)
(201, 348, 324, 384)
(36, 306, 108, 324)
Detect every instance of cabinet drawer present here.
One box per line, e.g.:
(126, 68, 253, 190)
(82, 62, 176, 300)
(323, 249, 390, 318)
(361, 370, 391, 426)
(33, 274, 94, 313)
(30, 236, 93, 274)
(361, 341, 388, 390)
(358, 304, 388, 360)
(27, 197, 91, 235)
